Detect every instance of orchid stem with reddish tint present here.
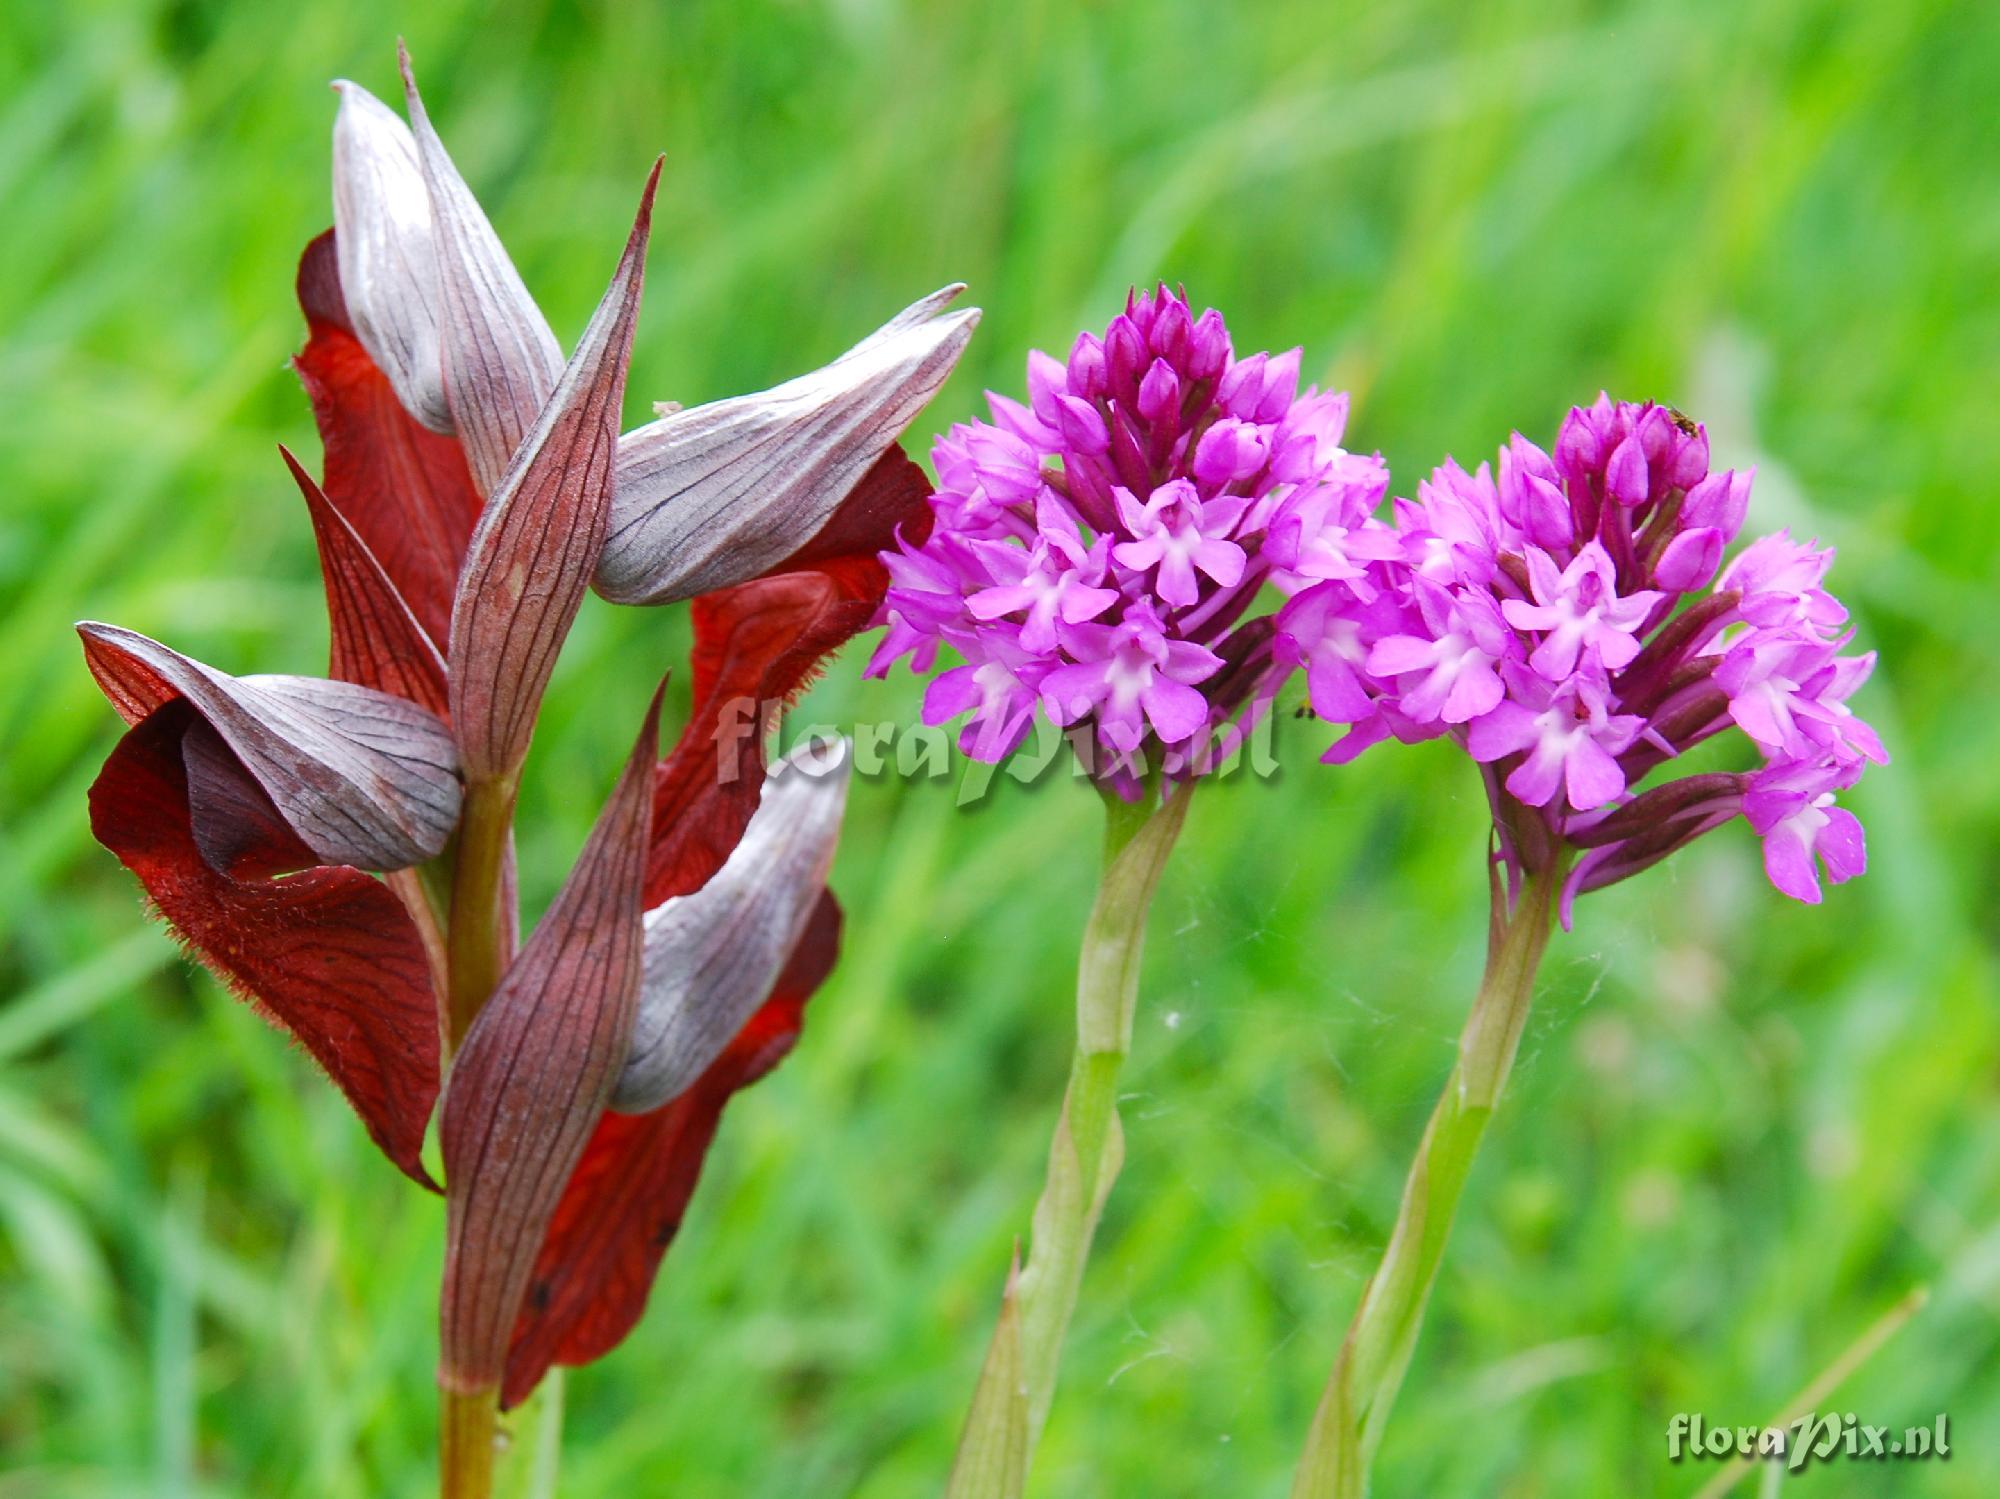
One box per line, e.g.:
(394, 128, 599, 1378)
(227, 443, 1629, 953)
(445, 773, 518, 1057)
(1291, 851, 1569, 1499)
(947, 782, 1192, 1498)
(436, 771, 522, 1496)
(437, 774, 518, 1499)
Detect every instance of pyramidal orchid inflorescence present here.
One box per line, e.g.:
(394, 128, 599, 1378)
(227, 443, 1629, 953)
(1283, 399, 1887, 1499)
(880, 290, 1403, 1496)
(1275, 394, 1885, 916)
(869, 285, 1388, 788)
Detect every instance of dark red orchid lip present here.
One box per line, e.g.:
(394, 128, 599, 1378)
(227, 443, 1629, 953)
(87, 697, 447, 1188)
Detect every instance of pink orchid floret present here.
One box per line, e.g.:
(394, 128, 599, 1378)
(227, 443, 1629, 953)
(1277, 393, 1886, 913)
(1465, 666, 1644, 812)
(870, 285, 1387, 783)
(1366, 575, 1513, 726)
(1499, 543, 1661, 678)
(1742, 757, 1868, 904)
(1041, 608, 1223, 754)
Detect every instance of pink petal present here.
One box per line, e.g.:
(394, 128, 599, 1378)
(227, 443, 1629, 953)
(1761, 825, 1823, 903)
(1563, 736, 1626, 810)
(1155, 548, 1199, 606)
(1528, 630, 1582, 680)
(967, 584, 1039, 620)
(1367, 634, 1437, 676)
(1505, 740, 1566, 806)
(1142, 677, 1209, 744)
(1194, 537, 1246, 588)
(1818, 807, 1867, 883)
(1307, 657, 1372, 722)
(1500, 599, 1561, 633)
(1112, 535, 1166, 571)
(922, 663, 987, 725)
(1727, 691, 1789, 751)
(1466, 701, 1537, 761)
(1161, 639, 1225, 683)
(1061, 585, 1119, 624)
(1441, 660, 1504, 724)
(1040, 662, 1106, 724)
(1594, 626, 1643, 671)
(1320, 715, 1390, 765)
(1524, 546, 1564, 603)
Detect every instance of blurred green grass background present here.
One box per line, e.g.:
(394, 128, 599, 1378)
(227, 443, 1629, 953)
(3, 0, 1997, 1494)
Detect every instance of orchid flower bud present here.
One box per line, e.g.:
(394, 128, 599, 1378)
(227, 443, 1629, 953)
(1066, 330, 1108, 398)
(1026, 349, 1067, 426)
(1682, 466, 1753, 538)
(1653, 524, 1726, 592)
(1605, 430, 1650, 506)
(1136, 357, 1181, 427)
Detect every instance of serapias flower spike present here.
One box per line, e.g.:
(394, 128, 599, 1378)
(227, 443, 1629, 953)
(79, 45, 973, 1417)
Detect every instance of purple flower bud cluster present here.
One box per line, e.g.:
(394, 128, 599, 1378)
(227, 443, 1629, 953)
(1274, 394, 1885, 914)
(868, 286, 1387, 781)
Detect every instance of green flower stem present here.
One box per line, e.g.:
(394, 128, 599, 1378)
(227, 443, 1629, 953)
(946, 784, 1192, 1499)
(439, 1369, 567, 1499)
(1291, 855, 1569, 1499)
(444, 772, 518, 1060)
(440, 1387, 500, 1499)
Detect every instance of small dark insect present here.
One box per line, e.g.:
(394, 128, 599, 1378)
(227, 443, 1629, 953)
(1668, 406, 1701, 437)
